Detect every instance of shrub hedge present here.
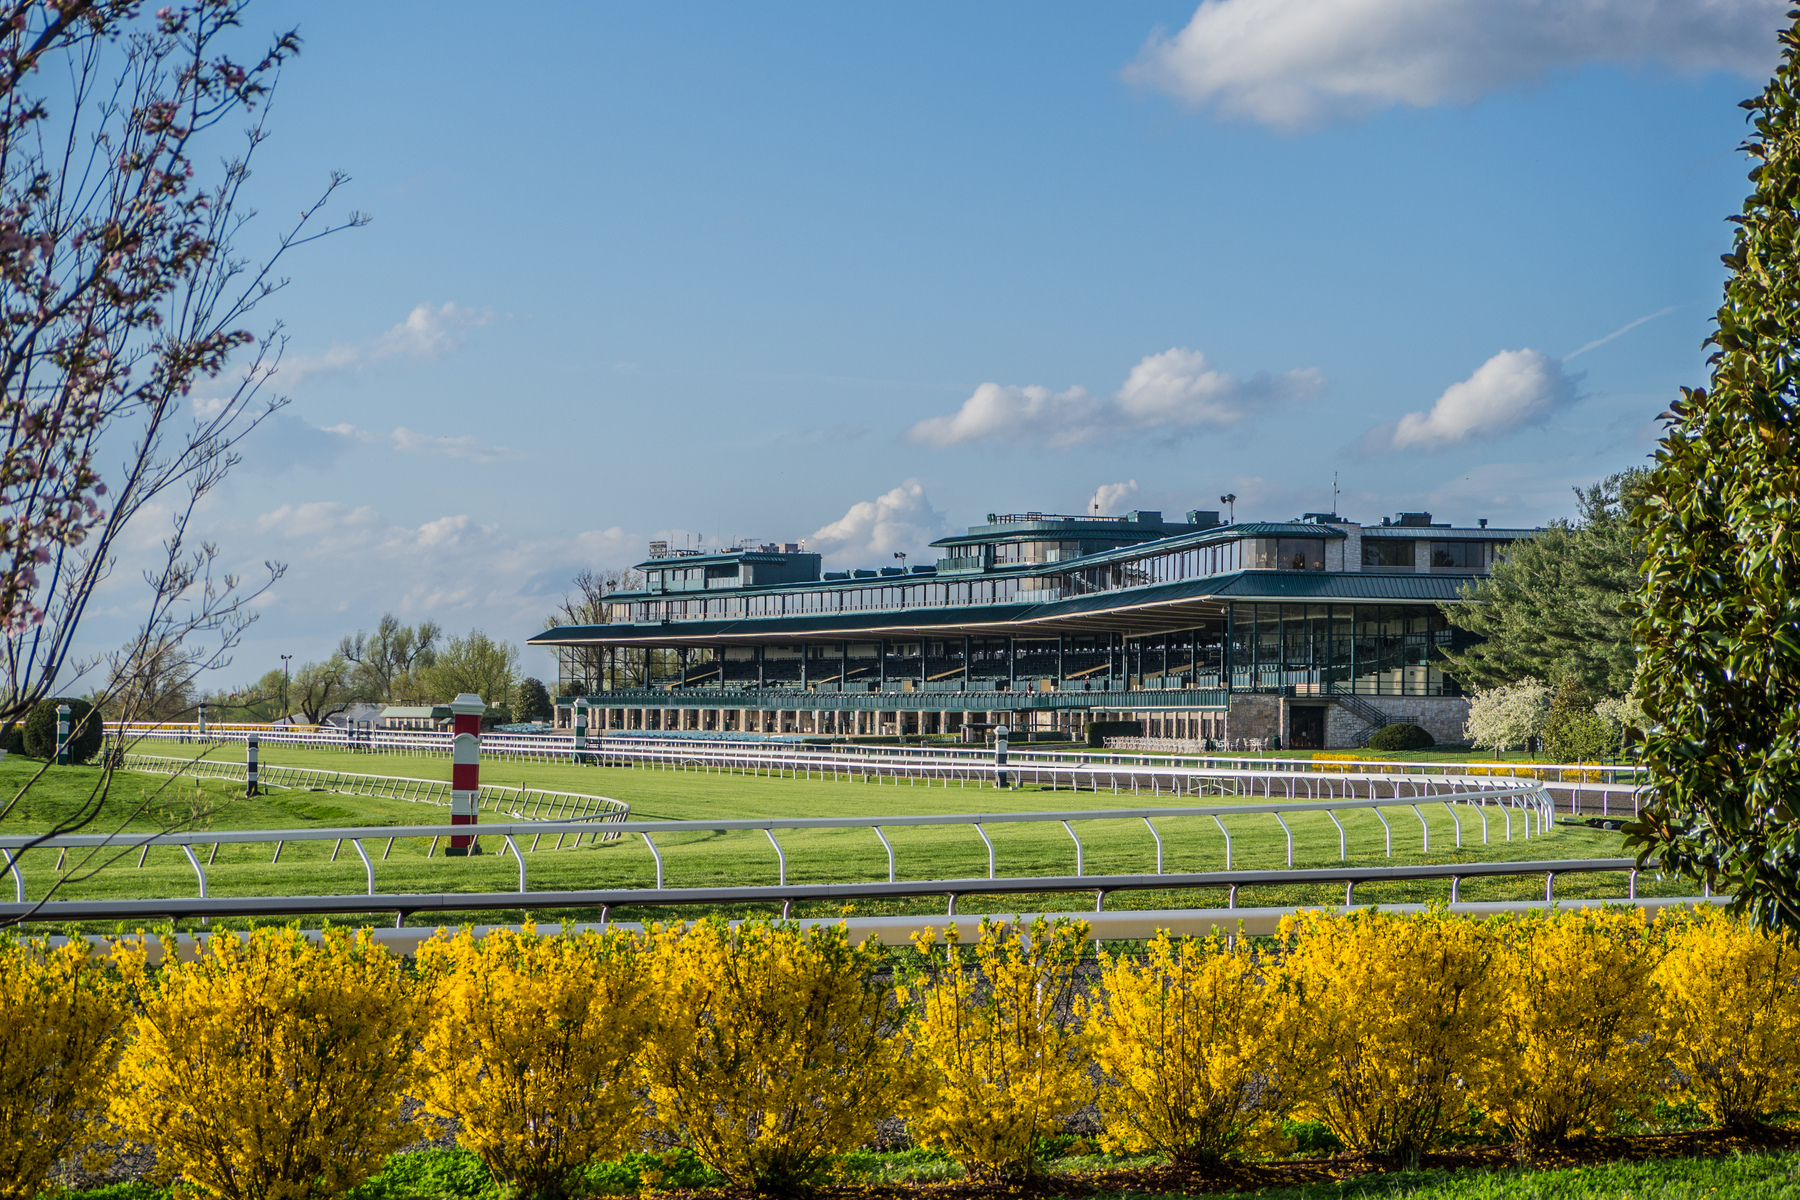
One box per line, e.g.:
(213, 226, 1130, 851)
(2, 906, 1792, 1199)
(1366, 722, 1434, 752)
(22, 696, 102, 763)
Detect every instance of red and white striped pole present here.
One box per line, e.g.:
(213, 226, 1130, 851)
(446, 693, 486, 857)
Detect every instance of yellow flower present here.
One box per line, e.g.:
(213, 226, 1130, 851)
(0, 933, 128, 1200)
(902, 917, 1093, 1181)
(110, 925, 423, 1200)
(415, 921, 651, 1197)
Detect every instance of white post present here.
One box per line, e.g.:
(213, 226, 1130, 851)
(246, 733, 260, 796)
(447, 693, 487, 856)
(574, 697, 589, 761)
(995, 724, 1009, 790)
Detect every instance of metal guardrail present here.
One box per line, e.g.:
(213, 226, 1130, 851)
(0, 788, 1554, 908)
(121, 753, 633, 824)
(110, 727, 1564, 803)
(105, 722, 1647, 784)
(0, 856, 1655, 927)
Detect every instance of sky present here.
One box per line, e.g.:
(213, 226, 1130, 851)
(75, 0, 1793, 689)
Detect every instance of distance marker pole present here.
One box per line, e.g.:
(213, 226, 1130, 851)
(995, 724, 1009, 790)
(574, 697, 588, 763)
(246, 734, 259, 797)
(447, 693, 486, 856)
(55, 704, 70, 765)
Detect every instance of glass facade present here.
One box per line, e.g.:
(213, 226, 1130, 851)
(1226, 603, 1470, 696)
(1431, 540, 1485, 570)
(558, 603, 1467, 698)
(1251, 538, 1325, 571)
(1362, 539, 1414, 568)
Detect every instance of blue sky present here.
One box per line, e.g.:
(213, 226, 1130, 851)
(89, 0, 1787, 688)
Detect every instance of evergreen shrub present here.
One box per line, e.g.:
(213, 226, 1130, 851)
(1366, 722, 1434, 752)
(23, 697, 101, 762)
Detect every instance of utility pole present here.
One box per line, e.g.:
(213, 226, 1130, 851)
(1220, 493, 1236, 524)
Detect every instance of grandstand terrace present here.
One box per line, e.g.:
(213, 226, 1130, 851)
(530, 507, 1539, 749)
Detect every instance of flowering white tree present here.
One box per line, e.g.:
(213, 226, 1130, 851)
(0, 0, 361, 925)
(1463, 677, 1550, 755)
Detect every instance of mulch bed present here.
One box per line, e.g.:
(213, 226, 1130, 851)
(56, 1124, 1800, 1198)
(645, 1126, 1800, 1200)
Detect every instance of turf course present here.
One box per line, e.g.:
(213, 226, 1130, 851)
(0, 742, 1673, 931)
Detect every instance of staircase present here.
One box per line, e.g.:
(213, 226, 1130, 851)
(1331, 694, 1391, 748)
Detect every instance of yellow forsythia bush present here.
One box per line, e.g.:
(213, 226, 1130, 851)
(417, 924, 650, 1200)
(111, 926, 424, 1200)
(902, 917, 1092, 1181)
(1655, 904, 1800, 1128)
(640, 919, 915, 1193)
(0, 934, 128, 1200)
(1085, 930, 1305, 1164)
(1474, 909, 1666, 1147)
(1282, 908, 1495, 1168)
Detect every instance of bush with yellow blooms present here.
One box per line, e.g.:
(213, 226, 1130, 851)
(901, 917, 1092, 1181)
(1473, 908, 1667, 1148)
(1085, 929, 1304, 1164)
(1281, 908, 1496, 1168)
(0, 933, 128, 1200)
(416, 923, 650, 1200)
(110, 926, 424, 1200)
(1654, 904, 1800, 1129)
(639, 919, 915, 1194)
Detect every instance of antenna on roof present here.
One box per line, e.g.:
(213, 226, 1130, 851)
(1332, 471, 1339, 517)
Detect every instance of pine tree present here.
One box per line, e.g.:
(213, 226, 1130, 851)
(1629, 8, 1800, 930)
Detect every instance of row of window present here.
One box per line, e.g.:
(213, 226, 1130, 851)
(1361, 540, 1490, 569)
(559, 605, 1468, 697)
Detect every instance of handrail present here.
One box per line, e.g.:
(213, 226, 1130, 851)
(0, 856, 1650, 925)
(103, 721, 1646, 783)
(0, 788, 1553, 906)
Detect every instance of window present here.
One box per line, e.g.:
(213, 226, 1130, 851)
(1253, 538, 1325, 571)
(1362, 539, 1414, 569)
(1430, 541, 1484, 570)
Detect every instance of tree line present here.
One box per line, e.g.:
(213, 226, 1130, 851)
(195, 615, 552, 727)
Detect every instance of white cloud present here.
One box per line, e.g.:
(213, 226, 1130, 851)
(275, 302, 494, 386)
(322, 424, 527, 464)
(1372, 348, 1578, 451)
(907, 348, 1322, 449)
(907, 383, 1102, 449)
(1127, 0, 1786, 131)
(1115, 347, 1324, 429)
(1089, 480, 1140, 515)
(807, 480, 952, 568)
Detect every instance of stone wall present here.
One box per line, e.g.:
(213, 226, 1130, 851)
(1325, 695, 1471, 749)
(1225, 693, 1282, 742)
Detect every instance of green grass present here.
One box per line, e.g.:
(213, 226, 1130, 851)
(40, 1146, 1800, 1199)
(0, 743, 1674, 933)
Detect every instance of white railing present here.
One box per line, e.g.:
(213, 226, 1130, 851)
(1, 787, 1554, 908)
(121, 753, 632, 827)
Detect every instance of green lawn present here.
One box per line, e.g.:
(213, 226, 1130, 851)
(43, 1144, 1800, 1199)
(0, 744, 1673, 933)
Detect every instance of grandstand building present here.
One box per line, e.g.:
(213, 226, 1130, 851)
(531, 507, 1536, 749)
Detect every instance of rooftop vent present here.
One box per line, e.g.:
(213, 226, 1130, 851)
(879, 566, 905, 577)
(1185, 509, 1220, 529)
